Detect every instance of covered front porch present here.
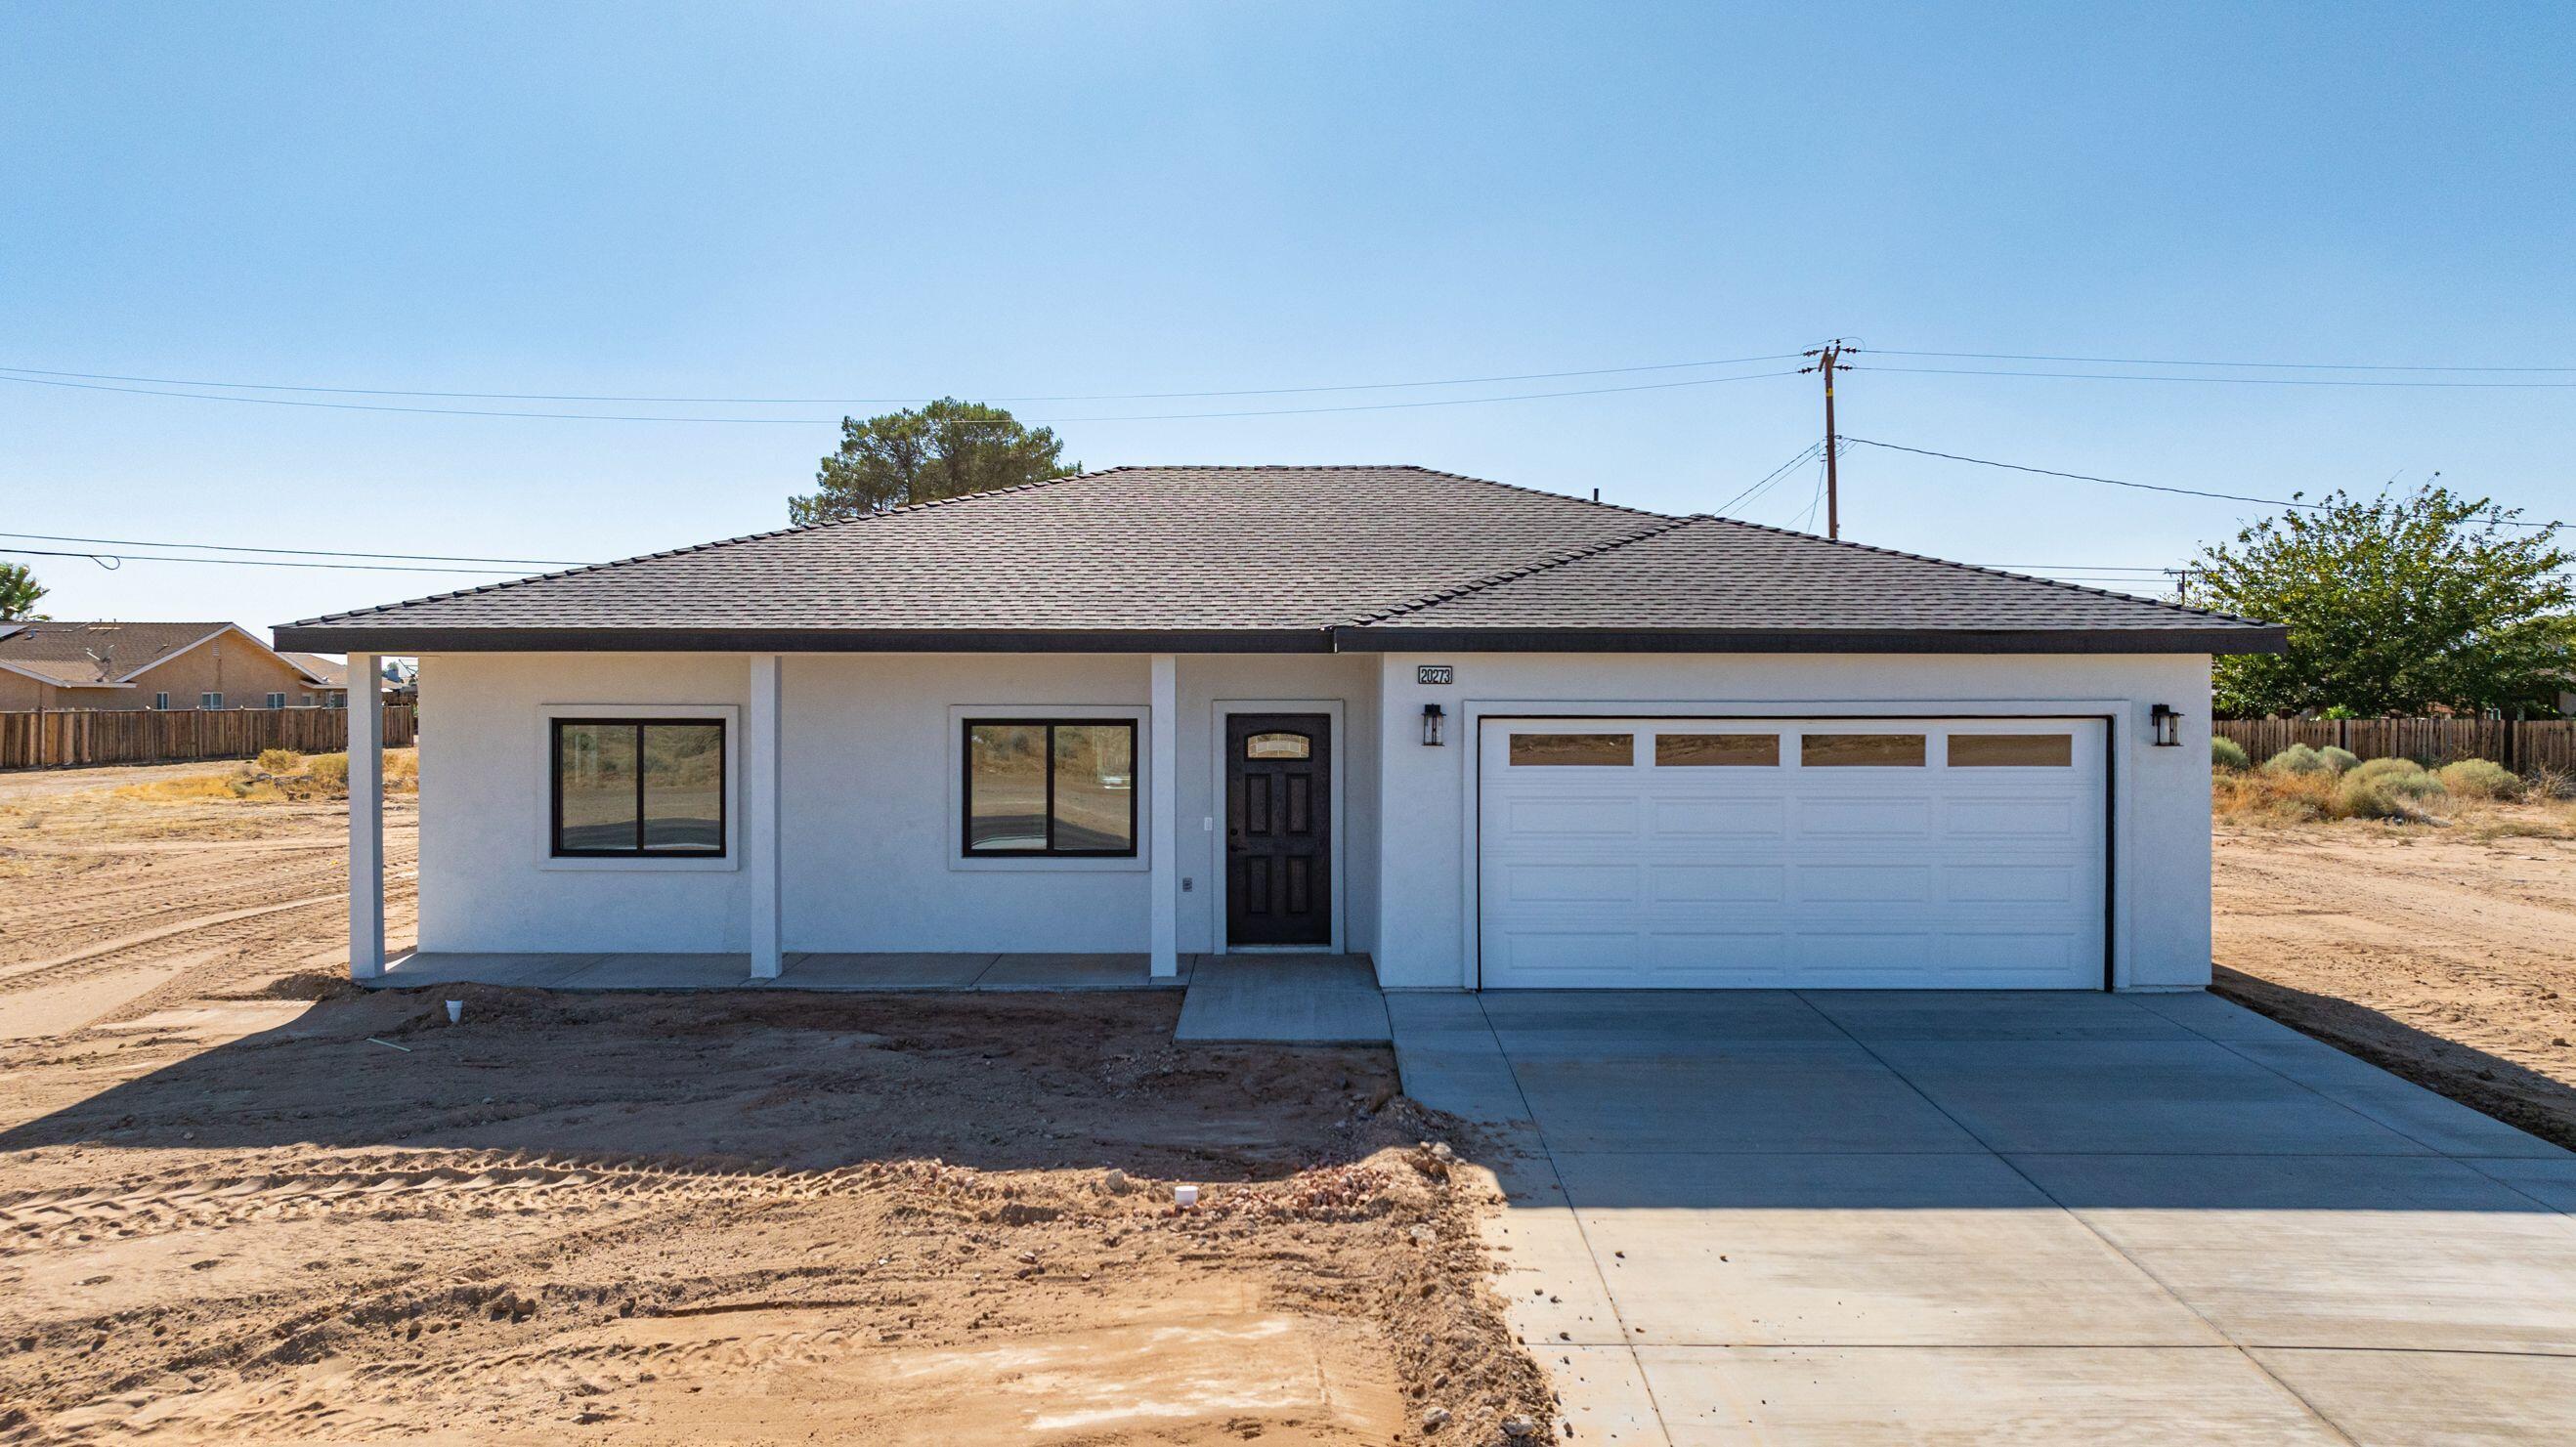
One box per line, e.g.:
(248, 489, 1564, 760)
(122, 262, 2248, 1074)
(337, 649, 1390, 990)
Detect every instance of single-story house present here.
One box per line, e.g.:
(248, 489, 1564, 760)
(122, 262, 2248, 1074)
(277, 651, 399, 708)
(277, 465, 2284, 992)
(0, 620, 337, 711)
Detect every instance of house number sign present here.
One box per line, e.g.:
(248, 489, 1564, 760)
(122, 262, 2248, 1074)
(1416, 665, 1454, 685)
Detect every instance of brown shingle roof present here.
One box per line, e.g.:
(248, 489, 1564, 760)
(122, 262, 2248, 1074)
(275, 466, 2284, 655)
(0, 621, 236, 687)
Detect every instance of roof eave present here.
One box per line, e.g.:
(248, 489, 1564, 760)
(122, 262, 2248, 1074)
(270, 624, 1337, 655)
(1330, 624, 2291, 656)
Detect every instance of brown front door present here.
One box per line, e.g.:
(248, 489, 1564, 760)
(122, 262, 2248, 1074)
(1226, 712, 1332, 947)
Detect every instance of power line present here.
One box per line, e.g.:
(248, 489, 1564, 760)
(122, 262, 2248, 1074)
(0, 544, 537, 575)
(1710, 442, 1822, 517)
(0, 530, 580, 567)
(1842, 436, 2565, 529)
(1851, 362, 2576, 390)
(0, 354, 1810, 405)
(1868, 348, 2576, 374)
(0, 365, 1808, 425)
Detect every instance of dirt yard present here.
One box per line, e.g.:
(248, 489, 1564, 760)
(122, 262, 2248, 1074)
(0, 760, 1546, 1445)
(2214, 799, 2576, 1152)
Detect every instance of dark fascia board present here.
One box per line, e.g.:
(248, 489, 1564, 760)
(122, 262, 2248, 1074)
(269, 624, 1338, 655)
(1330, 623, 2292, 656)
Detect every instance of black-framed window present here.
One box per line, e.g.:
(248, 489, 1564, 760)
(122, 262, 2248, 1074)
(963, 718, 1138, 857)
(551, 718, 726, 858)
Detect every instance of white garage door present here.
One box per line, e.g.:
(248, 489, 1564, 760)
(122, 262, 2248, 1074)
(1478, 717, 2108, 989)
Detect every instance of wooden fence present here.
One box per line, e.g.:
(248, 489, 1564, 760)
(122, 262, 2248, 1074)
(2216, 716, 2576, 775)
(0, 704, 417, 772)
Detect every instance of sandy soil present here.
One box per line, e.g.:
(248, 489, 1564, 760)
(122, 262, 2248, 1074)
(0, 762, 1548, 1445)
(2213, 801, 2576, 1152)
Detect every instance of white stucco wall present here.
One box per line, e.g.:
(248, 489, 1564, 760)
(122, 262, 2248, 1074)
(418, 648, 2212, 988)
(415, 651, 1383, 957)
(1370, 652, 2216, 993)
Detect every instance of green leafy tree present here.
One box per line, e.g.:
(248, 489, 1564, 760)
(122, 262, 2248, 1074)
(789, 398, 1078, 526)
(0, 562, 46, 620)
(2195, 483, 2574, 716)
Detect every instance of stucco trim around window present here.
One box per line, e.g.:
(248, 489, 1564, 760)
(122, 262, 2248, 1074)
(535, 702, 741, 872)
(944, 703, 1150, 873)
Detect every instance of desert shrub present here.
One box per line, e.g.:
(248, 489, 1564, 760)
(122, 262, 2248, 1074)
(2211, 767, 2337, 824)
(2437, 758, 2521, 800)
(2210, 737, 2251, 771)
(298, 749, 417, 794)
(2262, 744, 2331, 776)
(2346, 756, 2428, 786)
(2317, 745, 2359, 774)
(2335, 765, 2448, 821)
(256, 747, 305, 773)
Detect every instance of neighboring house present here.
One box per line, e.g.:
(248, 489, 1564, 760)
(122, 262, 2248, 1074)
(278, 465, 2285, 993)
(0, 621, 335, 711)
(277, 651, 396, 708)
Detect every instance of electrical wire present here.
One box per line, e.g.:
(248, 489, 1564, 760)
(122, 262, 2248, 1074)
(0, 366, 1808, 424)
(1852, 362, 2576, 390)
(0, 353, 1810, 405)
(0, 530, 580, 567)
(1868, 348, 2576, 374)
(0, 545, 537, 575)
(1842, 437, 2565, 530)
(1709, 442, 1823, 517)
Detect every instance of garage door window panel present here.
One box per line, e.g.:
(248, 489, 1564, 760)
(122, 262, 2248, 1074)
(1655, 733, 1780, 767)
(1510, 733, 1635, 767)
(1800, 733, 1927, 767)
(1948, 733, 2075, 768)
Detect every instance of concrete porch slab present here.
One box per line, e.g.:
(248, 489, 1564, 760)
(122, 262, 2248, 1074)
(1175, 955, 1389, 1044)
(559, 953, 757, 990)
(367, 952, 604, 989)
(974, 953, 1187, 991)
(770, 953, 997, 990)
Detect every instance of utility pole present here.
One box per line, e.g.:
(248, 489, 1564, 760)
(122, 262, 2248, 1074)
(1800, 340, 1856, 539)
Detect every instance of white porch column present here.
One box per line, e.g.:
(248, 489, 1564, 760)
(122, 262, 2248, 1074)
(746, 655, 784, 979)
(1148, 654, 1180, 978)
(346, 652, 385, 979)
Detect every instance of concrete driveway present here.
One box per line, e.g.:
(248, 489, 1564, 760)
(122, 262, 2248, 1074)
(1389, 990, 2576, 1445)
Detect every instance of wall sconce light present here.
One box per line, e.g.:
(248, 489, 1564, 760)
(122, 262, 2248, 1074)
(2149, 703, 2182, 747)
(1421, 702, 1446, 746)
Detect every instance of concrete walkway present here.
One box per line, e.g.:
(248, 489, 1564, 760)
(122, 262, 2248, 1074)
(368, 950, 1192, 992)
(1174, 956, 1390, 1044)
(1390, 989, 2576, 1445)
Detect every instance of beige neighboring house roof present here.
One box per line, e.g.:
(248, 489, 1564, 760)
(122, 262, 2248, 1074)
(0, 621, 330, 692)
(278, 651, 355, 689)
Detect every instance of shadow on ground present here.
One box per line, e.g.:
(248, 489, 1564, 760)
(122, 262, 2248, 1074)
(0, 983, 1398, 1181)
(2215, 962, 2576, 1155)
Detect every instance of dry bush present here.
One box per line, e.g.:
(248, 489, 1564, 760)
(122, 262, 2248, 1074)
(256, 747, 306, 772)
(2318, 745, 2360, 774)
(2211, 737, 2251, 771)
(2437, 758, 2522, 801)
(113, 767, 284, 804)
(2337, 760, 2448, 821)
(2213, 767, 2340, 824)
(2346, 756, 2428, 786)
(2262, 744, 2332, 776)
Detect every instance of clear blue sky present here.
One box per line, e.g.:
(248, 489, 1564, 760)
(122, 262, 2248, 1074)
(6, 2, 2571, 634)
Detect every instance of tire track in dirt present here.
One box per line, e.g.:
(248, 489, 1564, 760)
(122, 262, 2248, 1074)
(0, 1150, 879, 1251)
